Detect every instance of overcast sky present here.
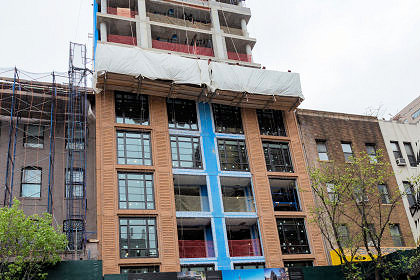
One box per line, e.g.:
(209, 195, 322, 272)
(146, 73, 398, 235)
(0, 0, 419, 118)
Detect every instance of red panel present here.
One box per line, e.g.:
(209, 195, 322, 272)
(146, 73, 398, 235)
(178, 240, 214, 258)
(108, 35, 137, 46)
(228, 239, 262, 257)
(228, 52, 252, 63)
(107, 7, 138, 18)
(152, 40, 214, 57)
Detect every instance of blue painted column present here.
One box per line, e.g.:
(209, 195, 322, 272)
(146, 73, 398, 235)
(198, 102, 231, 270)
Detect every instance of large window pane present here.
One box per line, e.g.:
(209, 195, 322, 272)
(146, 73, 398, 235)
(24, 125, 44, 148)
(170, 136, 202, 169)
(277, 218, 311, 254)
(221, 177, 255, 212)
(167, 98, 198, 130)
(217, 139, 249, 171)
(270, 178, 300, 211)
(316, 140, 329, 161)
(341, 142, 353, 162)
(174, 175, 208, 212)
(404, 142, 417, 167)
(390, 224, 404, 247)
(65, 168, 84, 198)
(256, 109, 286, 136)
(119, 173, 154, 210)
(213, 104, 243, 134)
(115, 92, 149, 125)
(263, 141, 294, 172)
(120, 218, 158, 258)
(21, 167, 42, 198)
(117, 131, 152, 165)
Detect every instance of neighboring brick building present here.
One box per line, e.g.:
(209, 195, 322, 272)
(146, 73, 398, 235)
(296, 109, 415, 264)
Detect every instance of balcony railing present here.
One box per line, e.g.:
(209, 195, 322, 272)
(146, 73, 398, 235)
(227, 52, 252, 63)
(152, 40, 214, 57)
(148, 13, 211, 31)
(228, 239, 262, 257)
(178, 240, 215, 258)
(108, 34, 137, 46)
(107, 7, 138, 18)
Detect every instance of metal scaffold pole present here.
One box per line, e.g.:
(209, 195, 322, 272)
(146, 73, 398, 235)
(64, 42, 89, 258)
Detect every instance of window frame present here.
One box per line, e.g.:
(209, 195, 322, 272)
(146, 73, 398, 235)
(119, 217, 158, 259)
(120, 265, 160, 275)
(118, 172, 155, 210)
(316, 140, 329, 161)
(390, 141, 403, 160)
(217, 138, 249, 171)
(115, 91, 149, 125)
(212, 104, 244, 134)
(326, 183, 339, 203)
(338, 224, 350, 243)
(233, 262, 266, 270)
(65, 168, 84, 199)
(277, 218, 311, 255)
(170, 135, 203, 169)
(365, 143, 377, 163)
(341, 142, 353, 162)
(263, 141, 294, 173)
(378, 184, 391, 204)
(403, 142, 417, 167)
(270, 178, 301, 212)
(21, 166, 42, 198)
(256, 109, 287, 136)
(389, 224, 405, 247)
(403, 181, 416, 209)
(23, 124, 45, 149)
(167, 98, 198, 131)
(117, 130, 152, 166)
(65, 123, 86, 150)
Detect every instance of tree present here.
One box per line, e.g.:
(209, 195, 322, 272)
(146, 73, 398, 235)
(309, 150, 405, 280)
(0, 199, 67, 280)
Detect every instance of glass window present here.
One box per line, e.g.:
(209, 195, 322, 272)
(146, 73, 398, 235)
(234, 263, 265, 270)
(355, 188, 369, 204)
(217, 139, 249, 171)
(341, 142, 353, 162)
(118, 173, 154, 210)
(226, 222, 262, 257)
(404, 142, 417, 167)
(338, 224, 350, 243)
(66, 123, 86, 150)
(378, 184, 391, 204)
(63, 219, 84, 251)
(212, 104, 243, 134)
(181, 265, 215, 272)
(119, 218, 158, 258)
(263, 141, 294, 173)
(221, 177, 255, 212)
(270, 178, 300, 211)
(65, 168, 84, 198)
(366, 223, 376, 246)
(167, 98, 198, 130)
(21, 167, 42, 198)
(390, 224, 404, 247)
(121, 266, 159, 274)
(256, 109, 286, 136)
(316, 140, 329, 161)
(24, 125, 44, 148)
(390, 141, 403, 160)
(403, 182, 416, 208)
(326, 183, 338, 202)
(115, 92, 149, 125)
(174, 175, 208, 212)
(411, 108, 420, 120)
(277, 218, 311, 254)
(170, 136, 202, 169)
(366, 144, 377, 162)
(284, 261, 313, 268)
(117, 131, 152, 165)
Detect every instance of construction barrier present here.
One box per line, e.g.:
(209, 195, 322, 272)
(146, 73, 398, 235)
(227, 52, 252, 63)
(108, 35, 137, 46)
(178, 240, 215, 258)
(152, 40, 214, 57)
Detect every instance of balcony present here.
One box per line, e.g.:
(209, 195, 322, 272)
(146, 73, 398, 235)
(174, 175, 209, 212)
(99, 16, 137, 46)
(148, 13, 211, 31)
(177, 218, 215, 259)
(221, 26, 243, 36)
(216, 0, 243, 5)
(100, 0, 138, 18)
(226, 218, 262, 257)
(221, 177, 255, 213)
(151, 25, 214, 57)
(225, 36, 255, 63)
(270, 178, 301, 212)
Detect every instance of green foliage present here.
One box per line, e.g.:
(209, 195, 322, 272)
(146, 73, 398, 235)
(0, 199, 67, 280)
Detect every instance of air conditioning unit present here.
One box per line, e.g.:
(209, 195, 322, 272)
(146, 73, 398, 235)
(396, 158, 406, 166)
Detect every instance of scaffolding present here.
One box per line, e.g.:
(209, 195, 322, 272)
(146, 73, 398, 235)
(0, 42, 91, 258)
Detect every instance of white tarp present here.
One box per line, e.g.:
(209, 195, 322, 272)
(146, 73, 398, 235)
(94, 43, 304, 99)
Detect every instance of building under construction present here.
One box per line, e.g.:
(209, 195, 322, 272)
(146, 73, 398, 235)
(94, 0, 328, 276)
(0, 43, 98, 259)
